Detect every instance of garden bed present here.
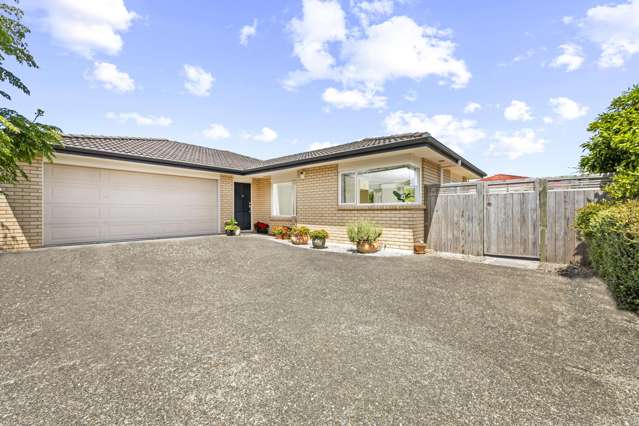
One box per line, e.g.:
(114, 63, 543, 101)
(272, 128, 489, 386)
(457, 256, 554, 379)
(249, 234, 413, 257)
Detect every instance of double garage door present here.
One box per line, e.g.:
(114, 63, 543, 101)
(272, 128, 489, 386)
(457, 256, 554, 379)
(44, 163, 219, 246)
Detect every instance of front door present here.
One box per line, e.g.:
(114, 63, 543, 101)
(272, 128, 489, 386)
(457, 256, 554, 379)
(234, 183, 251, 230)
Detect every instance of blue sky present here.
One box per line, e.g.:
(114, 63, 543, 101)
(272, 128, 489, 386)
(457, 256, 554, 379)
(8, 0, 639, 177)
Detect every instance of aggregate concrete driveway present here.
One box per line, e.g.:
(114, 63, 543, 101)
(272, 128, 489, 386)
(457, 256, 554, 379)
(1, 236, 638, 424)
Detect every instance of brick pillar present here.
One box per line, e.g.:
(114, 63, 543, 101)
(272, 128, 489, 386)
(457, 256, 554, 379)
(0, 159, 43, 251)
(219, 175, 234, 228)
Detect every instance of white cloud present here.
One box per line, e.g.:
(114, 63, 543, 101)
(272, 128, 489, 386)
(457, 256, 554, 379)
(244, 127, 278, 142)
(489, 129, 546, 159)
(562, 16, 574, 25)
(285, 0, 347, 89)
(86, 61, 135, 92)
(464, 101, 481, 113)
(240, 19, 258, 46)
(34, 0, 137, 57)
(549, 97, 589, 120)
(351, 0, 395, 26)
(202, 124, 231, 140)
(384, 111, 486, 153)
(308, 141, 336, 150)
(285, 1, 470, 92)
(322, 87, 386, 109)
(543, 116, 554, 124)
(403, 90, 417, 102)
(340, 16, 471, 89)
(582, 0, 639, 68)
(504, 100, 533, 121)
(183, 65, 214, 97)
(550, 43, 584, 71)
(106, 112, 172, 126)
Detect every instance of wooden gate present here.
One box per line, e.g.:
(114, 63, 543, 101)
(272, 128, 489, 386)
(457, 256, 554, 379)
(483, 180, 539, 258)
(425, 175, 608, 263)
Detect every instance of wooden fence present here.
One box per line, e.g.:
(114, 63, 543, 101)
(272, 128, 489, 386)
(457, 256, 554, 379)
(425, 175, 608, 264)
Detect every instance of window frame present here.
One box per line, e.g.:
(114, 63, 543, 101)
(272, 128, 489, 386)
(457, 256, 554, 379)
(338, 162, 422, 207)
(271, 181, 296, 217)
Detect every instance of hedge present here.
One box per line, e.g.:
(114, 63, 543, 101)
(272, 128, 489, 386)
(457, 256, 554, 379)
(575, 200, 639, 312)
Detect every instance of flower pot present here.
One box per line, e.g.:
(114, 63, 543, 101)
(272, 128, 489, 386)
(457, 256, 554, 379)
(414, 242, 427, 254)
(312, 238, 326, 249)
(226, 229, 240, 236)
(356, 241, 380, 254)
(274, 234, 284, 240)
(291, 234, 309, 245)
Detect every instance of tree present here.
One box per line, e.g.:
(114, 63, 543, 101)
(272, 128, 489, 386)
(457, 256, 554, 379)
(579, 85, 639, 199)
(1, 0, 61, 184)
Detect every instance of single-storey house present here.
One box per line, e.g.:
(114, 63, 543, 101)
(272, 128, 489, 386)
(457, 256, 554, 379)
(0, 132, 485, 251)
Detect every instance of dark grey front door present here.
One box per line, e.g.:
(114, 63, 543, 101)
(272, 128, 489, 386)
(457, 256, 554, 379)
(234, 183, 251, 230)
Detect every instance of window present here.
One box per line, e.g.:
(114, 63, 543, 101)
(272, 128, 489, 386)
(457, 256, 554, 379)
(272, 182, 296, 216)
(340, 164, 420, 205)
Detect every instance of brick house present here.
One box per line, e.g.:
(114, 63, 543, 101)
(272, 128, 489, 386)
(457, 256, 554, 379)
(0, 132, 485, 251)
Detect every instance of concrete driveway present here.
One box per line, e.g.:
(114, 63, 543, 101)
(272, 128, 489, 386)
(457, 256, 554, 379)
(1, 236, 637, 424)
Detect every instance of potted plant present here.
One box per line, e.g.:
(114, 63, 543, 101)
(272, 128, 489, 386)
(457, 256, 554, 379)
(414, 239, 427, 254)
(224, 218, 240, 236)
(290, 225, 310, 245)
(309, 229, 329, 249)
(347, 221, 383, 253)
(254, 221, 269, 234)
(271, 225, 290, 240)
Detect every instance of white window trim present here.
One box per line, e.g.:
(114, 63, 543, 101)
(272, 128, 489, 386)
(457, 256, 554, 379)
(338, 162, 422, 207)
(271, 181, 296, 217)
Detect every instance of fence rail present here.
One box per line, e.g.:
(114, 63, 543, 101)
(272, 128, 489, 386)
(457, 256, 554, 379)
(425, 175, 609, 264)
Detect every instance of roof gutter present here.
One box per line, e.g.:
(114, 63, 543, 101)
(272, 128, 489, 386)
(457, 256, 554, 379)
(56, 136, 486, 178)
(55, 146, 244, 175)
(243, 136, 486, 177)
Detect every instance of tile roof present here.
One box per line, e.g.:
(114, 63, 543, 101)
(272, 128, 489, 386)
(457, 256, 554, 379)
(59, 132, 485, 176)
(60, 134, 263, 170)
(257, 133, 429, 168)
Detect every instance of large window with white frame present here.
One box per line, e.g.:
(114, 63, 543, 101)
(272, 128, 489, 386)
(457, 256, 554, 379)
(340, 164, 421, 205)
(272, 181, 296, 216)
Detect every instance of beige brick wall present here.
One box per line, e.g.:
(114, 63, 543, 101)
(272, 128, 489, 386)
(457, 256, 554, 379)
(0, 159, 43, 251)
(219, 174, 234, 227)
(251, 176, 296, 229)
(250, 159, 446, 249)
(297, 164, 433, 250)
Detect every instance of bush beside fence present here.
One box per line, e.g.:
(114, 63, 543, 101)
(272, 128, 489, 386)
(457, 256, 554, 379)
(575, 200, 639, 312)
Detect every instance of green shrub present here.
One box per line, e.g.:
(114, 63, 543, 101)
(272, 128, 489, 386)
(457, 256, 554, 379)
(291, 225, 310, 237)
(575, 200, 639, 311)
(310, 229, 329, 240)
(224, 218, 239, 231)
(347, 221, 382, 244)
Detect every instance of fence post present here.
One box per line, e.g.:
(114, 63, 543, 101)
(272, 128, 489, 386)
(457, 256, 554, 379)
(538, 179, 548, 262)
(478, 181, 485, 257)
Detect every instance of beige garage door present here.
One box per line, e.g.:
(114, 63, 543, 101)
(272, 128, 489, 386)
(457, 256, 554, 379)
(44, 163, 218, 246)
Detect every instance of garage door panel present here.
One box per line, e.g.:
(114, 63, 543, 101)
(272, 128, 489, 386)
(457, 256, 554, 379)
(45, 224, 102, 245)
(47, 205, 101, 223)
(47, 184, 102, 204)
(44, 164, 219, 245)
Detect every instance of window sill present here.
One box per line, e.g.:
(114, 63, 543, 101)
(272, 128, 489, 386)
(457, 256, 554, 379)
(338, 204, 426, 211)
(270, 215, 297, 221)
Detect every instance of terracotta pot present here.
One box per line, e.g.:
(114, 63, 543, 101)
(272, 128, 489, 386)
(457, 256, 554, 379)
(414, 242, 427, 254)
(274, 234, 285, 240)
(356, 240, 380, 254)
(312, 238, 326, 249)
(291, 234, 309, 245)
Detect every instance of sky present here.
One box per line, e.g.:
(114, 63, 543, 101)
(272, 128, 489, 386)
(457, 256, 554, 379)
(6, 0, 639, 177)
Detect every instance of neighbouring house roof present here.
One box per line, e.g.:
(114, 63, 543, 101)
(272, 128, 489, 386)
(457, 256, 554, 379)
(58, 132, 486, 177)
(479, 174, 528, 182)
